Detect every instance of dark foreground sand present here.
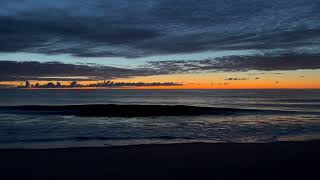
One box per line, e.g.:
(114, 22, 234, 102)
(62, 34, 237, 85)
(1, 141, 319, 180)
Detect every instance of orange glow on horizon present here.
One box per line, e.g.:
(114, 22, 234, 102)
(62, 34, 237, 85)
(1, 81, 320, 89)
(1, 70, 319, 89)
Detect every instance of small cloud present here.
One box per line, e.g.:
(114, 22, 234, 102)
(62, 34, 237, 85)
(225, 78, 248, 81)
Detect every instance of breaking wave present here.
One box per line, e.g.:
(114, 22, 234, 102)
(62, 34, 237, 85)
(0, 104, 317, 117)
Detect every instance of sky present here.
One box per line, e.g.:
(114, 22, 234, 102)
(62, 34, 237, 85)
(0, 0, 320, 89)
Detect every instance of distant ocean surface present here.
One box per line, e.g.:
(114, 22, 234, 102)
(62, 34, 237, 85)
(0, 89, 319, 148)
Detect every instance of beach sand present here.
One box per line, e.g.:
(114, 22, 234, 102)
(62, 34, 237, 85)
(0, 141, 319, 180)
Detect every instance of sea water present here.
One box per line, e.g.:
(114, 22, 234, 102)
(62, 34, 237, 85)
(0, 89, 319, 148)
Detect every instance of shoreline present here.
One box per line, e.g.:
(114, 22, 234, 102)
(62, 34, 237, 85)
(1, 140, 319, 179)
(1, 137, 320, 150)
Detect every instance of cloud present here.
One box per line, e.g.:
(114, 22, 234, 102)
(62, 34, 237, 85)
(0, 61, 160, 81)
(147, 53, 320, 73)
(225, 78, 248, 81)
(247, 72, 284, 75)
(0, 0, 320, 58)
(1, 1, 320, 82)
(0, 53, 320, 81)
(1, 51, 320, 81)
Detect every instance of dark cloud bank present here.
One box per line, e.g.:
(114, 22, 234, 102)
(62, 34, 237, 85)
(0, 0, 320, 81)
(1, 53, 320, 81)
(147, 53, 320, 74)
(0, 0, 320, 57)
(0, 61, 158, 81)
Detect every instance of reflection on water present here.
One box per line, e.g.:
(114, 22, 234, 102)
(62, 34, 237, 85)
(1, 89, 320, 112)
(0, 89, 319, 148)
(0, 113, 319, 148)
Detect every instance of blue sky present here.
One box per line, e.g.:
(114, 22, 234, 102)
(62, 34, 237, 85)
(0, 50, 256, 68)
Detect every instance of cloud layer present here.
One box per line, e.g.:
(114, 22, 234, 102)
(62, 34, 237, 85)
(1, 52, 319, 81)
(1, 0, 320, 58)
(148, 53, 320, 73)
(0, 61, 158, 81)
(1, 0, 320, 82)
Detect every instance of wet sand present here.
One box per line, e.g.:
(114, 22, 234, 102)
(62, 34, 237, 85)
(0, 141, 319, 180)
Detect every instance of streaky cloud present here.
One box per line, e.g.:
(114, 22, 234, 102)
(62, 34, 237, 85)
(1, 51, 320, 81)
(0, 0, 319, 58)
(147, 53, 320, 73)
(0, 61, 160, 81)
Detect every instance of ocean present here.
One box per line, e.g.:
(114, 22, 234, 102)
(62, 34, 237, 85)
(0, 89, 319, 148)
